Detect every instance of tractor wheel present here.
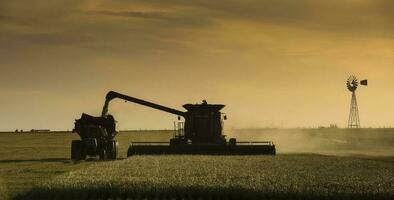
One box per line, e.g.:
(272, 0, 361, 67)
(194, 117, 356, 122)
(229, 138, 237, 146)
(107, 140, 119, 160)
(71, 140, 85, 160)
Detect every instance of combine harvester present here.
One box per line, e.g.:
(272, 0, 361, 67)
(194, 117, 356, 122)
(71, 91, 275, 160)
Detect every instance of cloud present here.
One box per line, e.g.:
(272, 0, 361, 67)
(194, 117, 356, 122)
(120, 0, 394, 37)
(0, 0, 393, 61)
(1, 0, 393, 73)
(85, 10, 169, 20)
(1, 0, 393, 53)
(82, 9, 215, 28)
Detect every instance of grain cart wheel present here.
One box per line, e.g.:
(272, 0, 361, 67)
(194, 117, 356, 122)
(229, 138, 236, 147)
(114, 141, 119, 159)
(71, 140, 85, 160)
(99, 149, 107, 160)
(107, 140, 119, 160)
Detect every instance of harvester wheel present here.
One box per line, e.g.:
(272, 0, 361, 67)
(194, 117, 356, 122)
(169, 138, 179, 146)
(127, 145, 134, 157)
(107, 140, 118, 160)
(71, 140, 85, 160)
(271, 147, 276, 155)
(127, 150, 131, 157)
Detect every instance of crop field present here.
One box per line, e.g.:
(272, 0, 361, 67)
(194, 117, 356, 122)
(0, 129, 393, 199)
(0, 131, 158, 199)
(24, 155, 394, 200)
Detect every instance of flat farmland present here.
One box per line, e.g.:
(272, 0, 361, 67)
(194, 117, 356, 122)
(0, 131, 172, 199)
(0, 129, 393, 199)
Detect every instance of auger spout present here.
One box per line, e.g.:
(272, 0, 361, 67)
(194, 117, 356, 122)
(101, 91, 186, 117)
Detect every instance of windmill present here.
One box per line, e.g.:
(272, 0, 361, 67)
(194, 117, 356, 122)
(346, 75, 368, 128)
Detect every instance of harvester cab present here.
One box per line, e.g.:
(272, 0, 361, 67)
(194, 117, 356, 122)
(72, 91, 276, 160)
(182, 103, 226, 144)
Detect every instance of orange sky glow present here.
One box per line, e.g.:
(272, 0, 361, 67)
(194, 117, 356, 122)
(0, 0, 393, 130)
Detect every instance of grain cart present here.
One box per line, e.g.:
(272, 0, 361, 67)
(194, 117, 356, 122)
(71, 113, 118, 160)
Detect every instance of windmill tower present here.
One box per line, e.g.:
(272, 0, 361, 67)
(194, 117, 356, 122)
(346, 75, 368, 128)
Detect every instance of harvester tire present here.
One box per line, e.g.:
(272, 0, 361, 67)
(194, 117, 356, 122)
(71, 140, 85, 160)
(271, 147, 276, 155)
(169, 138, 178, 146)
(127, 145, 133, 157)
(107, 140, 118, 160)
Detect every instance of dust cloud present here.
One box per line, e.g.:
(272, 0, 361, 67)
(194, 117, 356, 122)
(228, 128, 394, 156)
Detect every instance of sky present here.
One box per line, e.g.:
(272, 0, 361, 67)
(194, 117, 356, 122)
(0, 0, 393, 131)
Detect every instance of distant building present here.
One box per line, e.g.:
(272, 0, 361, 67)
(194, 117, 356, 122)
(329, 124, 338, 128)
(30, 129, 51, 133)
(318, 124, 338, 129)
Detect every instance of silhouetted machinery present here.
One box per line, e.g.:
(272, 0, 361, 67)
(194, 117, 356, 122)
(72, 91, 276, 160)
(72, 114, 118, 160)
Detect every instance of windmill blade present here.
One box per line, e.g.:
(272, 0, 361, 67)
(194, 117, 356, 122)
(346, 75, 359, 92)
